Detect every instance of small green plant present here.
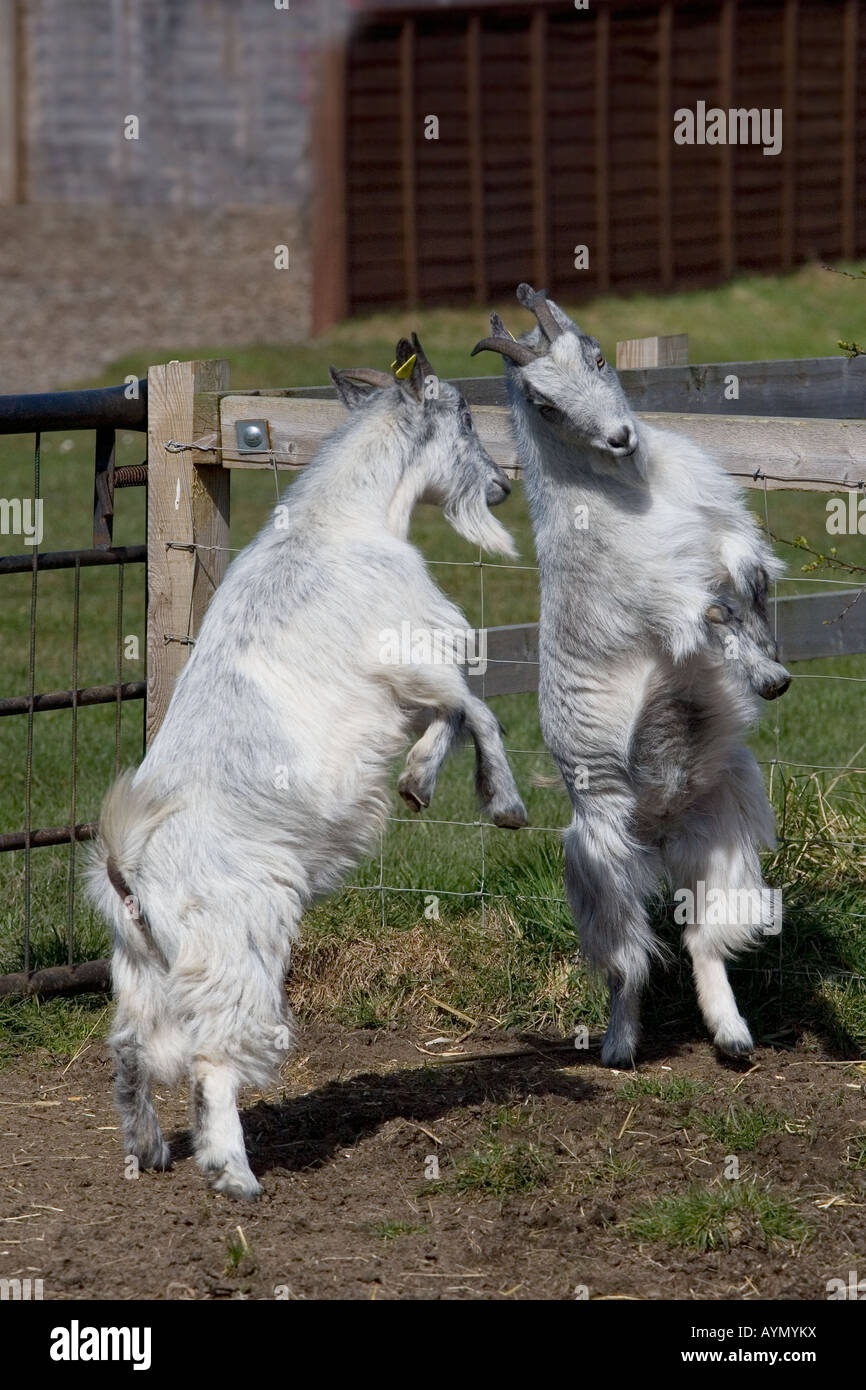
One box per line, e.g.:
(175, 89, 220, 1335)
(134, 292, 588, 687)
(846, 1134, 866, 1170)
(453, 1141, 549, 1198)
(366, 1221, 429, 1242)
(583, 1150, 644, 1188)
(224, 1227, 252, 1272)
(693, 1103, 797, 1152)
(486, 1104, 533, 1133)
(628, 1181, 811, 1252)
(615, 1075, 712, 1104)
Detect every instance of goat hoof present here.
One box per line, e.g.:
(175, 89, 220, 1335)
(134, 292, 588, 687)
(716, 1037, 754, 1061)
(147, 1140, 173, 1172)
(398, 777, 429, 812)
(714, 1020, 754, 1060)
(600, 1037, 638, 1070)
(493, 801, 528, 829)
(208, 1166, 263, 1201)
(126, 1136, 172, 1171)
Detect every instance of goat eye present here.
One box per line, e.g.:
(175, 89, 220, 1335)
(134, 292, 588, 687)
(462, 410, 473, 431)
(596, 354, 606, 370)
(539, 403, 558, 421)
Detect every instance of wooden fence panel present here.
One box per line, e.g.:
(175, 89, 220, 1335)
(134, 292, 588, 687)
(284, 357, 866, 419)
(466, 591, 866, 699)
(142, 361, 866, 739)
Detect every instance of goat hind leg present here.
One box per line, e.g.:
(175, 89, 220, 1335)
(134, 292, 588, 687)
(564, 810, 660, 1068)
(111, 1026, 171, 1170)
(604, 972, 643, 1070)
(662, 764, 773, 1057)
(191, 1060, 261, 1200)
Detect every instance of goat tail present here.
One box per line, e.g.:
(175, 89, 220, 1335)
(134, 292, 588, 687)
(85, 771, 180, 964)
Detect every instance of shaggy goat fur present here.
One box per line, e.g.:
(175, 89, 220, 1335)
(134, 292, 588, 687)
(88, 342, 526, 1198)
(474, 285, 790, 1066)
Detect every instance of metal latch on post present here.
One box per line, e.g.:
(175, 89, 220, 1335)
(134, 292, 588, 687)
(235, 420, 271, 452)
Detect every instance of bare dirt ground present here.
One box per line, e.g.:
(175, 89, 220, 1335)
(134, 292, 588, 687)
(1, 1024, 864, 1301)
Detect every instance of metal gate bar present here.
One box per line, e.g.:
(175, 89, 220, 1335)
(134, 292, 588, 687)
(0, 379, 149, 974)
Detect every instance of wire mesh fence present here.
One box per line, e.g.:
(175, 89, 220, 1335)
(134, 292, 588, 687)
(1, 356, 864, 1049)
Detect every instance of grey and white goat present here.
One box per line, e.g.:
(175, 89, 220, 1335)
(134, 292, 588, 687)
(88, 338, 526, 1199)
(474, 285, 790, 1067)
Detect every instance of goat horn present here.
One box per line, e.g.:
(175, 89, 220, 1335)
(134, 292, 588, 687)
(410, 332, 435, 377)
(516, 282, 563, 343)
(471, 336, 538, 367)
(339, 368, 395, 389)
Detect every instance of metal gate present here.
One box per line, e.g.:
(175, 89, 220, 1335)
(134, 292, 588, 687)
(0, 381, 148, 985)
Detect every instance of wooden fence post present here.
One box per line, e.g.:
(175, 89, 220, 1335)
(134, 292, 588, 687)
(145, 358, 230, 747)
(616, 334, 689, 369)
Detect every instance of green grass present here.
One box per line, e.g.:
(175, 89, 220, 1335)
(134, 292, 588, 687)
(846, 1134, 866, 1170)
(0, 995, 110, 1069)
(224, 1229, 253, 1273)
(615, 1076, 713, 1104)
(691, 1103, 800, 1152)
(1, 261, 865, 1058)
(582, 1151, 645, 1188)
(628, 1181, 812, 1252)
(451, 1140, 550, 1199)
(90, 260, 866, 392)
(365, 1221, 429, 1242)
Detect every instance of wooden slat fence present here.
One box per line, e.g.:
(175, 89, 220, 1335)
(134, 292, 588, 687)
(143, 346, 866, 720)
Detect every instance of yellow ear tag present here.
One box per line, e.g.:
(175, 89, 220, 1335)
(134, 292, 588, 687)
(393, 353, 417, 380)
(506, 328, 517, 341)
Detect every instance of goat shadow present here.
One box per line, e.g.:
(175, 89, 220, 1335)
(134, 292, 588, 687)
(167, 1037, 611, 1177)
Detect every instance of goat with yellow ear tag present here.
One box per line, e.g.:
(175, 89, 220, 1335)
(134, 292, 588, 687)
(87, 330, 525, 1201)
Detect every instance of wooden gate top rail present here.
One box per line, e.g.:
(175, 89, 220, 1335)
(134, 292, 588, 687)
(213, 394, 866, 493)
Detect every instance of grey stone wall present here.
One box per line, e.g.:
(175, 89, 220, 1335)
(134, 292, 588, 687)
(1, 0, 322, 387)
(22, 0, 316, 209)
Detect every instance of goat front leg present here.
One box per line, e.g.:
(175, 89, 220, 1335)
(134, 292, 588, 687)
(398, 709, 464, 811)
(462, 691, 527, 828)
(388, 667, 527, 828)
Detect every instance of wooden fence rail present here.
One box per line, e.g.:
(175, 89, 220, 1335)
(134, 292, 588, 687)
(145, 350, 866, 739)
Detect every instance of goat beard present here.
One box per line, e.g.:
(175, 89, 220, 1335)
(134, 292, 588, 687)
(444, 492, 518, 559)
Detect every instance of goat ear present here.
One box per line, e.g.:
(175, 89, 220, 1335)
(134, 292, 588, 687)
(516, 283, 538, 310)
(389, 338, 424, 403)
(410, 332, 435, 379)
(391, 341, 425, 404)
(329, 367, 370, 411)
(490, 311, 517, 341)
(392, 337, 415, 370)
